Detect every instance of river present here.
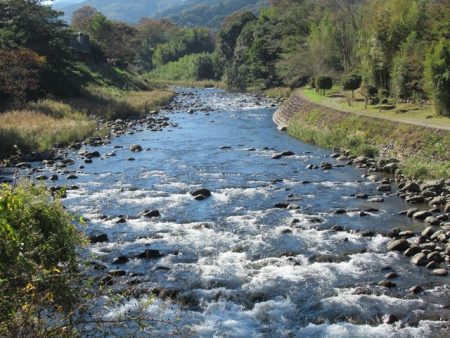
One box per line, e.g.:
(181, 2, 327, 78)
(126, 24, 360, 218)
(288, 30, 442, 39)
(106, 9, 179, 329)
(10, 88, 450, 337)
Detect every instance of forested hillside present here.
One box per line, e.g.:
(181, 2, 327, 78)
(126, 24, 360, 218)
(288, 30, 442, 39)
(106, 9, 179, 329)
(55, 0, 184, 23)
(211, 0, 449, 115)
(154, 0, 267, 28)
(55, 0, 266, 26)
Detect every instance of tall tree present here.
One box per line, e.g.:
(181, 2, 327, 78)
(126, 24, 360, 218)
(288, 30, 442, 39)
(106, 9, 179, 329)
(71, 5, 98, 32)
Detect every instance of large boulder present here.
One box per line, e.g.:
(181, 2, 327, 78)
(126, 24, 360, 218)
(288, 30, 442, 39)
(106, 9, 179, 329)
(130, 144, 143, 152)
(89, 234, 109, 243)
(412, 210, 432, 220)
(137, 249, 164, 259)
(191, 188, 211, 200)
(401, 182, 421, 193)
(143, 210, 161, 218)
(410, 253, 428, 266)
(387, 239, 410, 252)
(421, 179, 444, 191)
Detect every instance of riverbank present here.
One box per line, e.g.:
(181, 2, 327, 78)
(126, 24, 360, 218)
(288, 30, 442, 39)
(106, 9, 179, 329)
(274, 89, 450, 179)
(274, 89, 450, 276)
(0, 87, 174, 163)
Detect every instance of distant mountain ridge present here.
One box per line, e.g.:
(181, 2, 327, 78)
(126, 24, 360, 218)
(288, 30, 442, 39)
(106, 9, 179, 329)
(54, 0, 185, 23)
(54, 0, 267, 27)
(154, 0, 267, 28)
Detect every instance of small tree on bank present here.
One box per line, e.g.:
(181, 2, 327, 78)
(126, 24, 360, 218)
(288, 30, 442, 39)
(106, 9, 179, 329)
(315, 75, 333, 95)
(342, 74, 362, 99)
(360, 84, 378, 108)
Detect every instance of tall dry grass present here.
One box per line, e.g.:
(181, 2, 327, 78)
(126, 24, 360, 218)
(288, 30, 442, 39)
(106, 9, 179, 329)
(0, 88, 175, 159)
(0, 110, 97, 158)
(64, 86, 175, 120)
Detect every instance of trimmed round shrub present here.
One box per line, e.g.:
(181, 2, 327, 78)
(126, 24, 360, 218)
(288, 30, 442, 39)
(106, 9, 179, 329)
(342, 74, 362, 93)
(315, 75, 333, 94)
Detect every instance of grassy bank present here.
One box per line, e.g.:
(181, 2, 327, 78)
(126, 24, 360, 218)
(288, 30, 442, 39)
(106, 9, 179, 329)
(0, 87, 174, 160)
(147, 79, 226, 89)
(302, 87, 450, 130)
(265, 87, 292, 99)
(286, 92, 450, 179)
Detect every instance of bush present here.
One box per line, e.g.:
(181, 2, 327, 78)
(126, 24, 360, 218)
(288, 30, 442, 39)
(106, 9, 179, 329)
(342, 74, 362, 97)
(0, 182, 83, 335)
(146, 53, 215, 82)
(315, 75, 333, 95)
(360, 84, 378, 108)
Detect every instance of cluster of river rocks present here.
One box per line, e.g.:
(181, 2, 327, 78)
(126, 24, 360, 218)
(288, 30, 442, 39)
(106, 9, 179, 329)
(316, 150, 450, 279)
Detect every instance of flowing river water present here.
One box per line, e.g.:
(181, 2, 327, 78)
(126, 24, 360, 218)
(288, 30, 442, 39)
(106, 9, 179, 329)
(7, 88, 450, 337)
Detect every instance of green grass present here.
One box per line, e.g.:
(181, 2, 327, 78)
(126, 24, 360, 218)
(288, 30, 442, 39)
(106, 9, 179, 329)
(265, 87, 292, 99)
(147, 79, 226, 89)
(287, 105, 450, 179)
(145, 53, 215, 83)
(302, 87, 450, 130)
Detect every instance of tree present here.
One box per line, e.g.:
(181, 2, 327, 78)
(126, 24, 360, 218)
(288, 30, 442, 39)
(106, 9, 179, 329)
(315, 75, 333, 95)
(152, 28, 214, 67)
(391, 32, 426, 101)
(71, 5, 98, 32)
(0, 49, 46, 102)
(0, 0, 75, 96)
(86, 13, 138, 65)
(425, 40, 450, 116)
(342, 73, 362, 98)
(135, 18, 179, 70)
(360, 84, 378, 108)
(214, 11, 256, 79)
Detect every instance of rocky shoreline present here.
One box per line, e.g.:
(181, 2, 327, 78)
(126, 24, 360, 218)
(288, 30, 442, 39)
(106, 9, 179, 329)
(273, 92, 450, 280)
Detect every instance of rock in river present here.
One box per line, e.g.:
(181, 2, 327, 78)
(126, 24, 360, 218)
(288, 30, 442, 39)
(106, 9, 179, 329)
(89, 234, 109, 243)
(130, 144, 143, 152)
(387, 239, 410, 252)
(191, 188, 211, 200)
(143, 210, 161, 218)
(410, 253, 428, 266)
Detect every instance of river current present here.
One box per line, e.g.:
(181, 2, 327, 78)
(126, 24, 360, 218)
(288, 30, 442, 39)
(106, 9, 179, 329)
(12, 88, 450, 337)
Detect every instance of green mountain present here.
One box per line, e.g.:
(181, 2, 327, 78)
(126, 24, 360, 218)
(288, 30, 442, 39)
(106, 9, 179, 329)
(55, 0, 184, 23)
(55, 0, 267, 27)
(155, 0, 267, 28)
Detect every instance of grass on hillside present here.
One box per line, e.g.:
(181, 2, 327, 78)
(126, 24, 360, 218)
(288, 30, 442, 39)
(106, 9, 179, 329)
(65, 86, 175, 120)
(265, 87, 292, 99)
(288, 107, 450, 179)
(0, 109, 98, 158)
(0, 88, 174, 159)
(302, 87, 450, 129)
(147, 79, 226, 89)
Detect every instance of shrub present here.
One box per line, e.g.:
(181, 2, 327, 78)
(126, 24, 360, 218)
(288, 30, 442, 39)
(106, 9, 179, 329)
(0, 182, 83, 335)
(146, 53, 215, 82)
(360, 84, 378, 108)
(342, 74, 362, 98)
(315, 75, 333, 95)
